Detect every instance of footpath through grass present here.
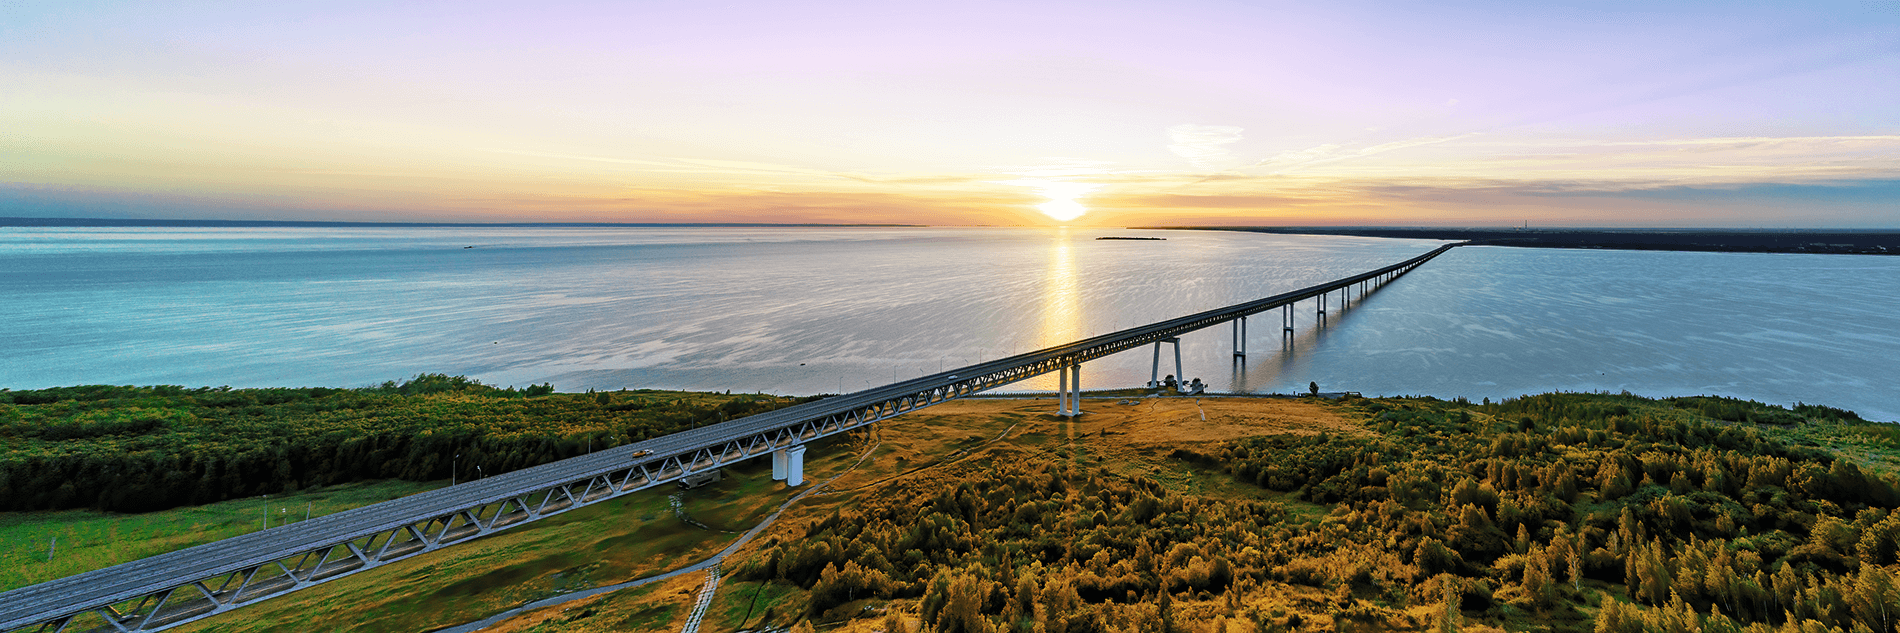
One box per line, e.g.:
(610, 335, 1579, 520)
(0, 480, 440, 592)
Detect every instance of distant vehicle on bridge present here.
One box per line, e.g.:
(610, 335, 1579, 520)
(630, 449, 652, 459)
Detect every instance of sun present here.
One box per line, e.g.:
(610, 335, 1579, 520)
(1038, 198, 1087, 222)
(1005, 178, 1099, 223)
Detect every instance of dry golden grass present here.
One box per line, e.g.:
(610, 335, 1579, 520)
(478, 572, 702, 633)
(1066, 396, 1359, 444)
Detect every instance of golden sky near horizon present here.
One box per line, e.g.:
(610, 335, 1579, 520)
(3, 1, 1897, 226)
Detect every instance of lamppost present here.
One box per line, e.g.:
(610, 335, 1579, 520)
(452, 453, 460, 486)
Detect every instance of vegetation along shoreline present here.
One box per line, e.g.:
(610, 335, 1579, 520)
(4, 376, 1899, 631)
(1144, 227, 1900, 256)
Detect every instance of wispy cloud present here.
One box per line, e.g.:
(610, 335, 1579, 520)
(1251, 134, 1476, 172)
(1168, 124, 1245, 171)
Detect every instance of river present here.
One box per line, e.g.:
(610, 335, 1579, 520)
(3, 225, 1894, 421)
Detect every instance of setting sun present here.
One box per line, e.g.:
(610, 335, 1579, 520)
(1005, 179, 1098, 222)
(1037, 198, 1086, 222)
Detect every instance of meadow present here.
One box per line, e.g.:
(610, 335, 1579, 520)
(0, 480, 438, 592)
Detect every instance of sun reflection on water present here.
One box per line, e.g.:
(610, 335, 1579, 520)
(1031, 229, 1082, 390)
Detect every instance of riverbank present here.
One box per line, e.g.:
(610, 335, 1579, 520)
(1146, 226, 1900, 255)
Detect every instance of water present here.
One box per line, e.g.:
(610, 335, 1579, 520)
(2, 226, 1895, 421)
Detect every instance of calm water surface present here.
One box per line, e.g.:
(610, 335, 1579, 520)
(2, 226, 1894, 421)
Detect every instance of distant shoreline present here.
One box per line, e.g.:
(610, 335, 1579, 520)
(0, 217, 922, 229)
(1145, 226, 1900, 256)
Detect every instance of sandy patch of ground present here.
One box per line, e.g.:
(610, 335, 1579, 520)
(479, 572, 701, 633)
(922, 395, 1361, 446)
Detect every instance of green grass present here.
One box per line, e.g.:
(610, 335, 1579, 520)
(702, 579, 806, 633)
(0, 479, 441, 592)
(167, 434, 870, 633)
(1763, 416, 1900, 474)
(171, 482, 745, 632)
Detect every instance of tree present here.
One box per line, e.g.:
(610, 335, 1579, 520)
(1438, 576, 1464, 633)
(1846, 565, 1896, 633)
(936, 573, 993, 633)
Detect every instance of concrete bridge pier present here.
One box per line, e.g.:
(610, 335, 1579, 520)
(772, 446, 807, 486)
(786, 446, 806, 486)
(1282, 304, 1295, 336)
(1056, 362, 1085, 416)
(1317, 291, 1328, 326)
(1064, 364, 1083, 416)
(1232, 317, 1247, 357)
(1149, 338, 1183, 388)
(1058, 362, 1070, 415)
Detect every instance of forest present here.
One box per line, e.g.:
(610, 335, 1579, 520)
(731, 393, 1900, 633)
(0, 375, 811, 512)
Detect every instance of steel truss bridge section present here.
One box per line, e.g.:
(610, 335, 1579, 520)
(0, 242, 1458, 633)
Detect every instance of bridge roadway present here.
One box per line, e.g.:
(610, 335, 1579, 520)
(0, 242, 1458, 633)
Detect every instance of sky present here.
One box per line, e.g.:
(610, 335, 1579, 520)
(2, 0, 1897, 227)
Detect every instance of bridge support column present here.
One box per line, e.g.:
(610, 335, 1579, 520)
(1148, 338, 1184, 389)
(1282, 304, 1294, 336)
(1232, 317, 1247, 357)
(1058, 362, 1069, 414)
(1067, 364, 1083, 416)
(785, 446, 806, 487)
(772, 449, 788, 481)
(1150, 344, 1160, 385)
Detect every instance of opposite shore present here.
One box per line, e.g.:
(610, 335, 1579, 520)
(1146, 226, 1900, 256)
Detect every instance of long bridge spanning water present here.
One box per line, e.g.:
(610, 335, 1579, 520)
(0, 242, 1458, 633)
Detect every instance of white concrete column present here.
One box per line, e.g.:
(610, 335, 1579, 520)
(772, 448, 788, 481)
(1173, 343, 1184, 384)
(1150, 342, 1162, 386)
(1068, 364, 1082, 416)
(786, 445, 807, 487)
(1058, 363, 1070, 415)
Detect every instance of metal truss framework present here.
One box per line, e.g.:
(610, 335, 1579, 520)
(0, 242, 1460, 633)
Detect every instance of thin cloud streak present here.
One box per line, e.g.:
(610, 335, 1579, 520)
(1167, 124, 1246, 171)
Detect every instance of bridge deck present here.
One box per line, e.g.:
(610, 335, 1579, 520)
(0, 242, 1458, 632)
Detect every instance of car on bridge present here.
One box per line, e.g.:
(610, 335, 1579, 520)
(630, 449, 653, 459)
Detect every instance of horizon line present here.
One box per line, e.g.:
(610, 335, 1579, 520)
(0, 217, 931, 229)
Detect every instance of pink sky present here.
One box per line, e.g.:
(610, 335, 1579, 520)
(3, 0, 1896, 226)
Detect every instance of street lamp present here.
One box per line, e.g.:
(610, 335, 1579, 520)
(452, 453, 460, 486)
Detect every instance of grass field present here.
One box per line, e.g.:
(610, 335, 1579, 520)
(163, 452, 791, 633)
(0, 480, 441, 592)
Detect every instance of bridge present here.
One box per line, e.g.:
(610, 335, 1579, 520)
(0, 242, 1459, 633)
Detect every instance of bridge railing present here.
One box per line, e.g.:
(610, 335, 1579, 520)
(0, 241, 1458, 633)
